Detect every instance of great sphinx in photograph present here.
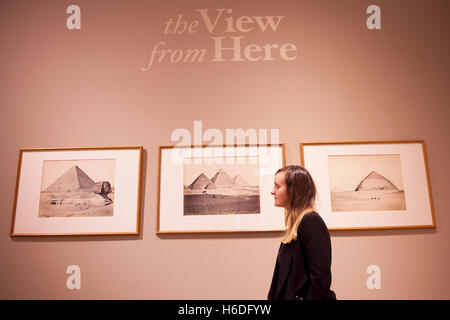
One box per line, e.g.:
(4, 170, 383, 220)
(39, 161, 115, 218)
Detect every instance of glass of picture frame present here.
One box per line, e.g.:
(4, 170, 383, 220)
(11, 146, 143, 236)
(300, 140, 435, 230)
(157, 144, 286, 234)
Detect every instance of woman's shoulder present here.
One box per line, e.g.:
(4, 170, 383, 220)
(301, 211, 322, 223)
(297, 212, 331, 247)
(298, 211, 328, 232)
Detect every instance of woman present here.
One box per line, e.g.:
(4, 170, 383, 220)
(268, 165, 335, 300)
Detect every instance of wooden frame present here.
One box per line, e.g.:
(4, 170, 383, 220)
(300, 140, 435, 230)
(157, 144, 286, 234)
(11, 146, 143, 236)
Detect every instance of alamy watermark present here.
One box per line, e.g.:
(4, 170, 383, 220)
(170, 120, 280, 165)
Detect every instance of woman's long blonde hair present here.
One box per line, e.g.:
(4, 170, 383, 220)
(277, 166, 317, 244)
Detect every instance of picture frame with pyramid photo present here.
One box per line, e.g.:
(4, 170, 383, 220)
(157, 144, 286, 234)
(300, 141, 435, 231)
(11, 146, 143, 236)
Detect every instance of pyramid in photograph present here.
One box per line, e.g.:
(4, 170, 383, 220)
(233, 175, 250, 187)
(204, 182, 217, 189)
(355, 171, 399, 191)
(44, 165, 95, 192)
(211, 169, 238, 187)
(188, 173, 216, 190)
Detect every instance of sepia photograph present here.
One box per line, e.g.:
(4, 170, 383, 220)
(301, 141, 435, 230)
(39, 159, 116, 218)
(183, 156, 261, 215)
(328, 154, 407, 212)
(11, 146, 142, 236)
(157, 144, 286, 233)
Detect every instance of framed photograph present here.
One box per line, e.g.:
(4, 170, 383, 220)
(11, 146, 143, 236)
(300, 141, 435, 230)
(157, 144, 286, 234)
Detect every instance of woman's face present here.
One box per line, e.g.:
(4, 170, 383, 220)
(271, 171, 290, 210)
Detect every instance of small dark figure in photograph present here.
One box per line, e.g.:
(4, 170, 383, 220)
(268, 165, 336, 300)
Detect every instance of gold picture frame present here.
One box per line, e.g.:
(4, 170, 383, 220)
(11, 146, 143, 236)
(157, 144, 286, 234)
(300, 140, 435, 231)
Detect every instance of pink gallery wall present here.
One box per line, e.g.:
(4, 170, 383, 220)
(0, 0, 449, 299)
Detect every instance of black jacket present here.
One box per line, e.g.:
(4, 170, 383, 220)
(267, 212, 333, 300)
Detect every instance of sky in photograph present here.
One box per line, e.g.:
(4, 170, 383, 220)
(183, 156, 260, 186)
(328, 154, 405, 191)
